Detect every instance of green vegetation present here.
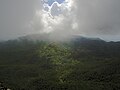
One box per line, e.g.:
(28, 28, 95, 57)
(0, 38, 120, 90)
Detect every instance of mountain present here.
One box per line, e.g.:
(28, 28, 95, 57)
(18, 33, 50, 41)
(18, 33, 104, 42)
(0, 35, 120, 90)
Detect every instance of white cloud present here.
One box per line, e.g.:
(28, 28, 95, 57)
(31, 0, 77, 40)
(0, 0, 120, 41)
(30, 0, 120, 41)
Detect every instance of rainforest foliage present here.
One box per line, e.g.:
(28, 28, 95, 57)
(0, 38, 120, 90)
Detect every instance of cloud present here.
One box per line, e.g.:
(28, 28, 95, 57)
(75, 0, 120, 36)
(0, 0, 40, 40)
(31, 0, 77, 41)
(0, 0, 120, 41)
(31, 0, 120, 41)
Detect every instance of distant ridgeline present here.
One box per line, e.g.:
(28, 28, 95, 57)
(0, 35, 120, 89)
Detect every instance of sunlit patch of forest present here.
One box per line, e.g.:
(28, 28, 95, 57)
(0, 38, 120, 90)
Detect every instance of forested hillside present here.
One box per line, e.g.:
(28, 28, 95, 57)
(0, 37, 120, 90)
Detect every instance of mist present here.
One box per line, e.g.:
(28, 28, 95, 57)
(0, 0, 120, 41)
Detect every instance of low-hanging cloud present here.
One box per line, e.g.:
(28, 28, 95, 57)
(75, 0, 120, 35)
(0, 0, 120, 41)
(30, 0, 120, 41)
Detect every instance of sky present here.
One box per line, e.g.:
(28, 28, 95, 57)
(43, 0, 65, 6)
(0, 0, 120, 41)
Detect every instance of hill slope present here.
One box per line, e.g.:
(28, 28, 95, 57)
(0, 37, 120, 90)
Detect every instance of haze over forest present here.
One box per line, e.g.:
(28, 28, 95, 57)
(0, 0, 120, 41)
(0, 0, 120, 90)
